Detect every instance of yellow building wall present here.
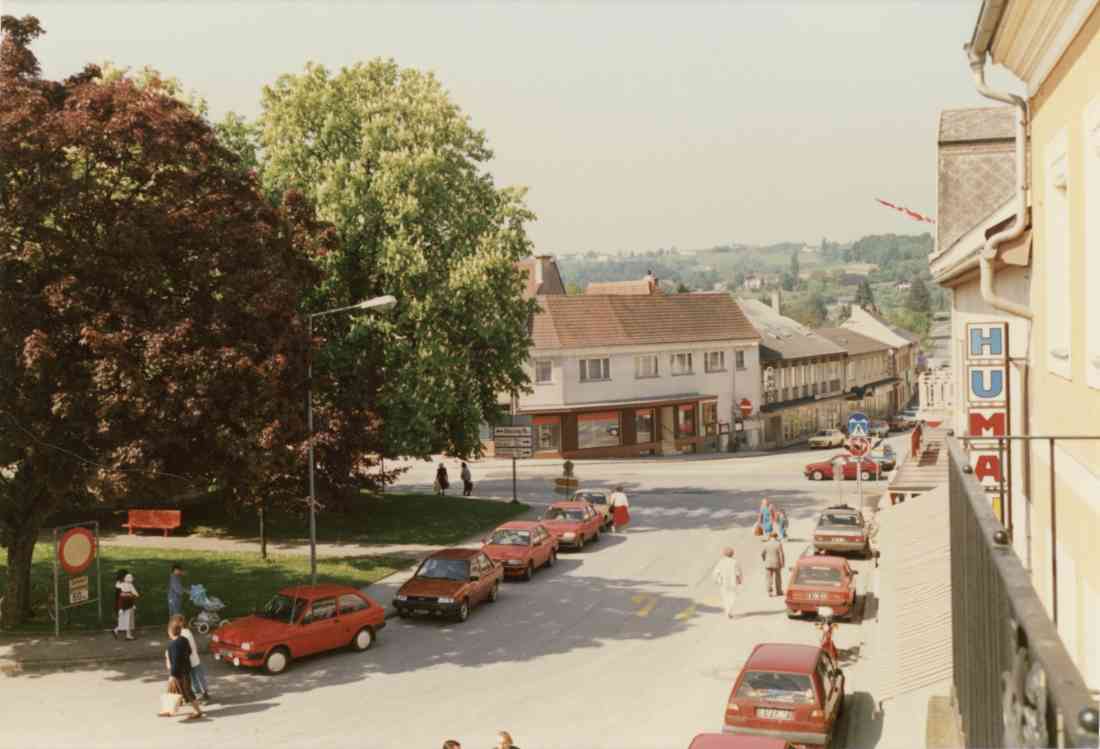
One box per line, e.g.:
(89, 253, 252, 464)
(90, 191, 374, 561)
(1026, 4, 1100, 688)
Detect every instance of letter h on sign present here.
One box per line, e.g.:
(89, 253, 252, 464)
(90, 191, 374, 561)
(969, 326, 1004, 358)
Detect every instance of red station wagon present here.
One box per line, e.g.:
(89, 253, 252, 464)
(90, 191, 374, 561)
(688, 733, 794, 749)
(785, 556, 858, 620)
(481, 521, 558, 580)
(723, 643, 845, 748)
(394, 548, 504, 622)
(541, 500, 603, 550)
(210, 583, 385, 675)
(803, 454, 882, 482)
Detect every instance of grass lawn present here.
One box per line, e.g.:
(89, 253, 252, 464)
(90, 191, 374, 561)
(0, 546, 411, 634)
(184, 492, 530, 546)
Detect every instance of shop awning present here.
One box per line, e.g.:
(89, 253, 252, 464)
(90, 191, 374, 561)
(518, 393, 717, 415)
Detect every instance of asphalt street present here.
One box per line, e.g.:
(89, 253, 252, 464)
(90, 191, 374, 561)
(0, 437, 906, 749)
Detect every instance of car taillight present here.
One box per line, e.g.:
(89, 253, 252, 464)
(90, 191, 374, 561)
(811, 709, 824, 719)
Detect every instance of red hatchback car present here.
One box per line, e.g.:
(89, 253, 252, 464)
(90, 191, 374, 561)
(804, 454, 882, 481)
(394, 548, 504, 622)
(541, 500, 603, 550)
(723, 643, 845, 748)
(481, 521, 558, 580)
(209, 584, 385, 675)
(785, 556, 858, 620)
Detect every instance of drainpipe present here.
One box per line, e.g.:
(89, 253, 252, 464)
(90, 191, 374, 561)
(964, 44, 1032, 320)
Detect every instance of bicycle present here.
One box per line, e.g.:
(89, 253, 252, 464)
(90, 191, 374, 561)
(0, 584, 71, 625)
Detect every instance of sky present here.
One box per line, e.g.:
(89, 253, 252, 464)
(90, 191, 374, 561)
(8, 1, 1023, 254)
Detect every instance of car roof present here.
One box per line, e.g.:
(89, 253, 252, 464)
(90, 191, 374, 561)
(794, 555, 848, 569)
(745, 643, 823, 672)
(494, 521, 541, 531)
(822, 505, 859, 514)
(277, 583, 361, 598)
(574, 488, 607, 494)
(550, 501, 590, 509)
(427, 548, 480, 560)
(688, 734, 791, 749)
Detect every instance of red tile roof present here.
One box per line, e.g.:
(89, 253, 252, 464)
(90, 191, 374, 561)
(585, 279, 658, 295)
(531, 293, 759, 350)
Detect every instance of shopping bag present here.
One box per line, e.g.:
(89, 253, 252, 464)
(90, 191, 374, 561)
(160, 692, 182, 714)
(753, 523, 763, 537)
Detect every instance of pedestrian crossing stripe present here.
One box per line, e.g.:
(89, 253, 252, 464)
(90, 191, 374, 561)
(631, 506, 741, 520)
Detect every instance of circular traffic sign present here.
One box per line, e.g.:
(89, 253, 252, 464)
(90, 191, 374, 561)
(847, 437, 871, 457)
(739, 398, 753, 417)
(58, 527, 97, 576)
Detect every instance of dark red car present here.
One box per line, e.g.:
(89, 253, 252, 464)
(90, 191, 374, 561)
(541, 500, 603, 550)
(210, 584, 385, 675)
(803, 454, 882, 481)
(481, 521, 558, 580)
(785, 555, 858, 620)
(688, 733, 794, 749)
(723, 643, 845, 747)
(394, 548, 504, 622)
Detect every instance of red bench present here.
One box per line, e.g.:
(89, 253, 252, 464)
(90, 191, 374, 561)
(122, 509, 182, 537)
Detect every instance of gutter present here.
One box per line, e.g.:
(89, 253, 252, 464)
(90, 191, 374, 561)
(964, 32, 1033, 320)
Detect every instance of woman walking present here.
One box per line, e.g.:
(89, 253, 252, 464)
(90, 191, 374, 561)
(756, 498, 773, 537)
(434, 463, 450, 496)
(159, 619, 204, 719)
(776, 507, 789, 541)
(609, 486, 631, 531)
(113, 572, 139, 640)
(174, 615, 212, 703)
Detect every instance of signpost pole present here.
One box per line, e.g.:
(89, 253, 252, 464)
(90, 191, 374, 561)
(858, 462, 864, 512)
(512, 456, 518, 504)
(95, 522, 102, 625)
(52, 528, 60, 638)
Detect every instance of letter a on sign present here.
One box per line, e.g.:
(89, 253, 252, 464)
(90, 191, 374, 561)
(974, 454, 1003, 483)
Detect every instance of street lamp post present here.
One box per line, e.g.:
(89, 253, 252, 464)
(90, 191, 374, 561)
(307, 295, 396, 585)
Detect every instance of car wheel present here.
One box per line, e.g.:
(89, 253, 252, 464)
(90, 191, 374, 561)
(576, 535, 584, 551)
(863, 543, 872, 559)
(523, 563, 534, 582)
(546, 549, 556, 568)
(488, 581, 500, 602)
(786, 610, 800, 620)
(263, 647, 290, 675)
(395, 608, 408, 618)
(352, 626, 374, 652)
(593, 527, 601, 543)
(193, 619, 210, 636)
(861, 471, 872, 481)
(456, 599, 469, 622)
(812, 470, 824, 481)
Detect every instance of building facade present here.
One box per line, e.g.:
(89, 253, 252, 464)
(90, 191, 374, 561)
(816, 327, 897, 418)
(840, 305, 921, 412)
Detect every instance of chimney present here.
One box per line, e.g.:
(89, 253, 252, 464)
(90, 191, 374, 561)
(770, 290, 781, 313)
(533, 257, 544, 285)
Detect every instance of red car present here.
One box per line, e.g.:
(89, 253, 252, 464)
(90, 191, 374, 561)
(803, 454, 882, 481)
(481, 521, 558, 580)
(785, 555, 858, 620)
(209, 584, 385, 675)
(541, 500, 603, 550)
(688, 734, 794, 749)
(394, 548, 504, 622)
(723, 643, 845, 747)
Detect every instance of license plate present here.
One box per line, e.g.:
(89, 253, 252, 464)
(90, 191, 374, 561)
(809, 592, 827, 600)
(414, 609, 429, 615)
(756, 708, 792, 720)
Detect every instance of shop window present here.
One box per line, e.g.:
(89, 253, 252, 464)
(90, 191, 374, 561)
(634, 354, 659, 379)
(535, 359, 553, 384)
(702, 402, 718, 435)
(579, 357, 610, 382)
(670, 352, 694, 375)
(705, 351, 726, 373)
(535, 419, 560, 452)
(635, 409, 654, 443)
(676, 404, 697, 437)
(578, 412, 620, 449)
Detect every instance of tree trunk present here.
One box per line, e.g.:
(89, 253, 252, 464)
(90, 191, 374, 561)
(2, 528, 39, 628)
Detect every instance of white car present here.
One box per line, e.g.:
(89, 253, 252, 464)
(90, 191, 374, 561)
(808, 429, 846, 448)
(571, 489, 614, 529)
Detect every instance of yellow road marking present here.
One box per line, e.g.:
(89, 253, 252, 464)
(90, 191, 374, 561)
(674, 603, 697, 621)
(631, 594, 657, 618)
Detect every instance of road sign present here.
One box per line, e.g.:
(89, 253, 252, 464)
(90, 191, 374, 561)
(847, 436, 871, 457)
(495, 446, 532, 459)
(69, 576, 89, 604)
(739, 398, 753, 417)
(847, 412, 870, 438)
(494, 426, 533, 438)
(57, 526, 96, 576)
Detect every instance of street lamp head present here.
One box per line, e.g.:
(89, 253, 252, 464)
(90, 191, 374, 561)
(358, 295, 397, 312)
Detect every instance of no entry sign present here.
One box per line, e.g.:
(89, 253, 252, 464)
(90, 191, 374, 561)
(57, 527, 96, 576)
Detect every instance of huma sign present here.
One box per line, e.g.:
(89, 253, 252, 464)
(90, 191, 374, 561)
(965, 322, 1010, 517)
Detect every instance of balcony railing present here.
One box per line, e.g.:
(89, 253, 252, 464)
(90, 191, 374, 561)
(947, 438, 1099, 748)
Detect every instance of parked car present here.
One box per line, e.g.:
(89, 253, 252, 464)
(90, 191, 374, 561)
(481, 521, 558, 581)
(812, 505, 871, 557)
(210, 584, 385, 675)
(868, 444, 896, 471)
(572, 488, 614, 529)
(869, 421, 890, 438)
(688, 734, 794, 749)
(723, 643, 846, 747)
(807, 429, 846, 449)
(393, 548, 503, 622)
(541, 500, 603, 550)
(785, 555, 858, 620)
(803, 454, 882, 481)
(887, 415, 915, 431)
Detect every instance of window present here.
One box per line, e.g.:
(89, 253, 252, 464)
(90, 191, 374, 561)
(534, 359, 552, 384)
(847, 360, 855, 383)
(635, 409, 654, 443)
(670, 352, 693, 375)
(676, 404, 696, 437)
(305, 598, 337, 624)
(705, 351, 726, 372)
(535, 419, 560, 452)
(579, 357, 610, 382)
(702, 402, 718, 435)
(735, 350, 746, 370)
(1086, 97, 1100, 389)
(1045, 129, 1072, 379)
(634, 354, 659, 379)
(578, 411, 621, 449)
(338, 593, 368, 614)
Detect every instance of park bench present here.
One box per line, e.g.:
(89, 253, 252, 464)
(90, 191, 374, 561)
(121, 509, 182, 537)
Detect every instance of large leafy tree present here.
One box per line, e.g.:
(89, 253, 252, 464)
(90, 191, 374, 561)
(0, 16, 321, 625)
(254, 60, 537, 504)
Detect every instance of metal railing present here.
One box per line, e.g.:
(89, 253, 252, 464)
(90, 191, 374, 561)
(948, 438, 1099, 748)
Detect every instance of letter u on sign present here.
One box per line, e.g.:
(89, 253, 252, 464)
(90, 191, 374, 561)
(969, 368, 1005, 400)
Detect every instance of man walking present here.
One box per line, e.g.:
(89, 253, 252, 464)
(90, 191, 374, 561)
(460, 462, 473, 497)
(167, 564, 185, 619)
(711, 547, 743, 618)
(760, 532, 786, 596)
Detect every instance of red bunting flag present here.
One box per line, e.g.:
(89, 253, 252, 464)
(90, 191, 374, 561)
(876, 198, 935, 224)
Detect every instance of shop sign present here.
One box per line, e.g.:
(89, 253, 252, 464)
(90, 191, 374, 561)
(965, 322, 1010, 512)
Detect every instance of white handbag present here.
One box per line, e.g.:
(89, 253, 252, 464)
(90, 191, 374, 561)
(160, 692, 183, 714)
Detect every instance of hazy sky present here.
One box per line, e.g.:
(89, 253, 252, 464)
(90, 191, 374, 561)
(10, 1, 1023, 253)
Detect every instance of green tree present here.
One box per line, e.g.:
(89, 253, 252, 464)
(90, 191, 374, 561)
(907, 278, 932, 314)
(855, 278, 876, 308)
(256, 60, 538, 480)
(213, 111, 261, 175)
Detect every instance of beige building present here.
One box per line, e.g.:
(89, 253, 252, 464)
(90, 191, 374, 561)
(817, 327, 896, 418)
(931, 0, 1100, 727)
(840, 305, 921, 412)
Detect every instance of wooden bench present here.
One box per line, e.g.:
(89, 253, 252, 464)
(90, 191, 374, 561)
(122, 509, 182, 537)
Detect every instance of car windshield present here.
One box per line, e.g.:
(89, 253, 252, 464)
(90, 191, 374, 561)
(736, 671, 816, 704)
(815, 431, 830, 437)
(416, 558, 470, 581)
(259, 593, 308, 623)
(545, 508, 585, 521)
(821, 513, 860, 527)
(488, 529, 531, 546)
(794, 566, 844, 586)
(574, 492, 607, 504)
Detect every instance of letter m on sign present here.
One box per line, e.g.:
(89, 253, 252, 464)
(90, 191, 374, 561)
(969, 410, 1007, 438)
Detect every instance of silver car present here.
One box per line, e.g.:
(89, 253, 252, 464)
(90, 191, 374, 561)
(571, 489, 614, 530)
(812, 505, 871, 557)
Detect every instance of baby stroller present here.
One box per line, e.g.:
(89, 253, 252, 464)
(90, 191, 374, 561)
(187, 583, 227, 635)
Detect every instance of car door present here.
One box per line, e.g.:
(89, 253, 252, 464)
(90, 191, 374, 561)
(338, 592, 371, 638)
(299, 597, 343, 655)
(530, 527, 547, 566)
(471, 555, 491, 603)
(586, 506, 599, 538)
(480, 552, 501, 588)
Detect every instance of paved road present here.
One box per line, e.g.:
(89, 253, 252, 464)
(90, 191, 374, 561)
(1, 438, 906, 749)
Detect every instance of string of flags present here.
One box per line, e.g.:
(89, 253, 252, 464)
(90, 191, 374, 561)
(876, 198, 936, 225)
